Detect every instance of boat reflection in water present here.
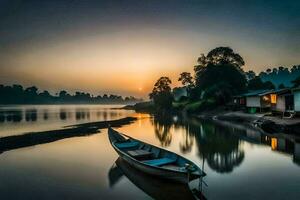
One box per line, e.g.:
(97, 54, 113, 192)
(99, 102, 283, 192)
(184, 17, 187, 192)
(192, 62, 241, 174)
(109, 157, 207, 200)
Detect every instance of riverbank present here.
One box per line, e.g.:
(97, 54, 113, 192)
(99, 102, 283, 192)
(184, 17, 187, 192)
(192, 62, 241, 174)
(198, 110, 300, 136)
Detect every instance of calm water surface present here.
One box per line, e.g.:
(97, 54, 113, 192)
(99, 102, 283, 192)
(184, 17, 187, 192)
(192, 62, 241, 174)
(0, 105, 299, 199)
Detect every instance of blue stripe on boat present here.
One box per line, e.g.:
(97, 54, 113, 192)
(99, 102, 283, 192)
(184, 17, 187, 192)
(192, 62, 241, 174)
(143, 158, 176, 166)
(115, 141, 139, 149)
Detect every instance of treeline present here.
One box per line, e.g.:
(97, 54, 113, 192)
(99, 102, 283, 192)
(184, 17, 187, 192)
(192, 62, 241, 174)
(259, 66, 300, 88)
(0, 84, 143, 104)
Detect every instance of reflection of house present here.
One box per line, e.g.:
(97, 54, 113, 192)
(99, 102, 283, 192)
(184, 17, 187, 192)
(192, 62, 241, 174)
(294, 142, 300, 165)
(270, 137, 294, 154)
(172, 87, 187, 101)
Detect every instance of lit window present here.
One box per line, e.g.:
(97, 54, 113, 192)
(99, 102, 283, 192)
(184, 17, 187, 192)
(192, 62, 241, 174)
(271, 94, 277, 104)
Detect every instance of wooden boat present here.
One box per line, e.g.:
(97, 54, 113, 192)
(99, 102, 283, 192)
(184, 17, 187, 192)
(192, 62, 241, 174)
(108, 127, 206, 183)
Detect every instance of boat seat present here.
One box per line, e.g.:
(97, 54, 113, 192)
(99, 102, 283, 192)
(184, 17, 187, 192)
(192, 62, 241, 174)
(127, 149, 153, 158)
(115, 141, 139, 149)
(143, 158, 176, 166)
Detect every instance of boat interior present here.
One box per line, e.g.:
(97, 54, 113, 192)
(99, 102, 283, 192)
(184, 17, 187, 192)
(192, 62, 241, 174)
(114, 138, 195, 172)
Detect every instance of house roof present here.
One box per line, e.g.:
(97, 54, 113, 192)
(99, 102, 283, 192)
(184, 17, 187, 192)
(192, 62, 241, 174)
(292, 87, 300, 92)
(236, 90, 270, 97)
(235, 88, 292, 98)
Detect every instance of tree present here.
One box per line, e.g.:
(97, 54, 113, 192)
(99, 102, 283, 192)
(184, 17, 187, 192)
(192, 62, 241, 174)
(25, 86, 38, 95)
(206, 47, 245, 68)
(192, 47, 247, 104)
(178, 72, 194, 87)
(266, 68, 272, 74)
(195, 63, 247, 95)
(149, 77, 173, 110)
(247, 76, 275, 90)
(178, 72, 194, 97)
(59, 90, 68, 98)
(245, 70, 256, 80)
(292, 76, 300, 88)
(278, 83, 286, 89)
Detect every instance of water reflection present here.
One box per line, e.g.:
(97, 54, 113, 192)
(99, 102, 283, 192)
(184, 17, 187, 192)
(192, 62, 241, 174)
(5, 110, 23, 122)
(25, 109, 37, 121)
(59, 109, 67, 120)
(0, 106, 131, 126)
(43, 110, 49, 120)
(108, 157, 206, 200)
(150, 114, 300, 173)
(152, 114, 173, 147)
(75, 109, 90, 120)
(0, 110, 23, 122)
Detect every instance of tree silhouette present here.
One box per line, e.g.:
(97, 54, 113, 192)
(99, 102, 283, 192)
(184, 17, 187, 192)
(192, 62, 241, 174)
(292, 76, 300, 87)
(278, 83, 286, 89)
(0, 84, 142, 104)
(247, 76, 275, 90)
(245, 70, 256, 80)
(206, 47, 245, 68)
(149, 77, 173, 110)
(259, 65, 300, 88)
(193, 47, 247, 102)
(178, 72, 194, 88)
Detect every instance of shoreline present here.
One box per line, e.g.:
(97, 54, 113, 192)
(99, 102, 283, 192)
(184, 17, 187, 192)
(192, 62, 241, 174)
(205, 111, 300, 136)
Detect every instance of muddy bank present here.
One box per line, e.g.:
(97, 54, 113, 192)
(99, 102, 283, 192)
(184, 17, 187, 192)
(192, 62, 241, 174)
(202, 110, 300, 136)
(0, 117, 136, 154)
(259, 117, 300, 135)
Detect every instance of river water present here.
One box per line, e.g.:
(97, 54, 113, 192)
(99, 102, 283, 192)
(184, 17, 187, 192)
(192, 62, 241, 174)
(0, 105, 299, 199)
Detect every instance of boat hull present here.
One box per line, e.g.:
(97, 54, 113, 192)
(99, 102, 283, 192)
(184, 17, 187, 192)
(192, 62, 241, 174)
(108, 127, 204, 184)
(114, 146, 190, 183)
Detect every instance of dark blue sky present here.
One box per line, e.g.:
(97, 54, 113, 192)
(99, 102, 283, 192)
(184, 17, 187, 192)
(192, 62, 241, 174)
(0, 0, 299, 96)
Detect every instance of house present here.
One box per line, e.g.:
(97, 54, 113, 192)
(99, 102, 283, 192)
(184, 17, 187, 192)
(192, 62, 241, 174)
(240, 90, 273, 113)
(292, 87, 300, 114)
(232, 95, 246, 106)
(271, 88, 294, 114)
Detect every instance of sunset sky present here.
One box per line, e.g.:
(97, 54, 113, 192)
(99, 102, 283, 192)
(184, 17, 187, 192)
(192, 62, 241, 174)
(0, 0, 299, 98)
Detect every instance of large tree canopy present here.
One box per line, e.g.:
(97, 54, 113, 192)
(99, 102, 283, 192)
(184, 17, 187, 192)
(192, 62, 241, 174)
(206, 47, 245, 68)
(196, 63, 247, 95)
(194, 47, 247, 97)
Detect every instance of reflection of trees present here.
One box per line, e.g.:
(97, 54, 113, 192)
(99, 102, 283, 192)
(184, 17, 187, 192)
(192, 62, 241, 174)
(179, 125, 195, 154)
(152, 114, 245, 173)
(0, 112, 4, 122)
(43, 110, 48, 120)
(5, 110, 23, 122)
(25, 109, 37, 121)
(75, 109, 90, 120)
(190, 122, 244, 173)
(152, 114, 173, 147)
(59, 109, 67, 120)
